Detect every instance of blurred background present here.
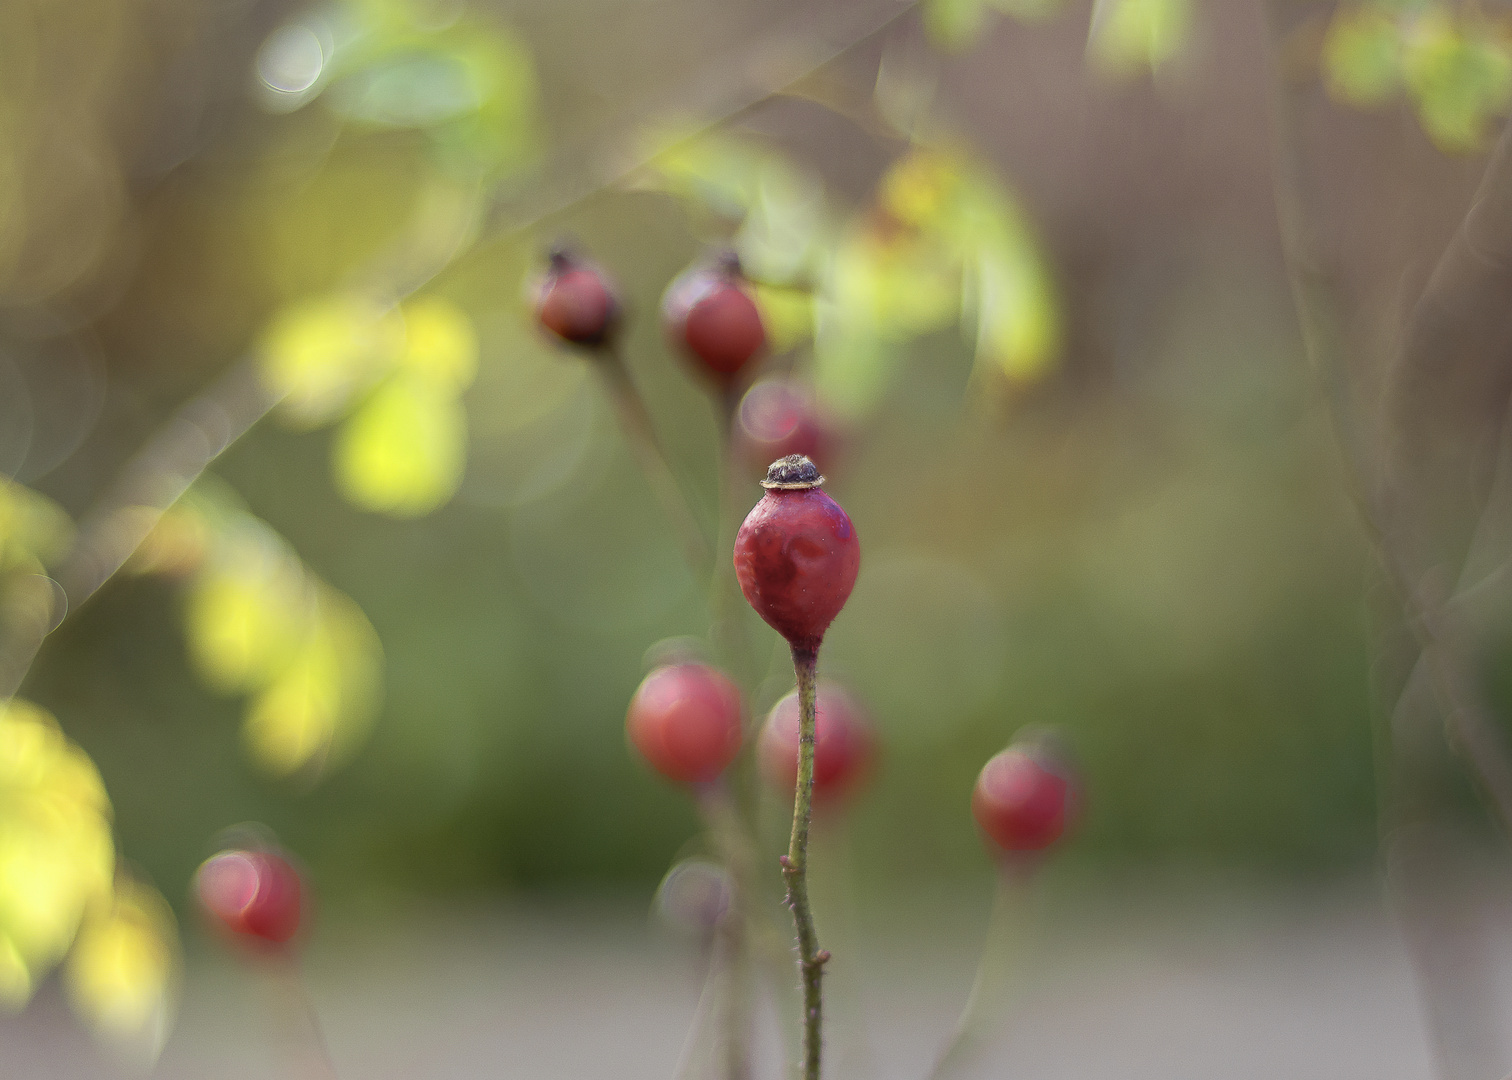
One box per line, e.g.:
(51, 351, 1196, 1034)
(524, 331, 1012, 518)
(5, 0, 1512, 1075)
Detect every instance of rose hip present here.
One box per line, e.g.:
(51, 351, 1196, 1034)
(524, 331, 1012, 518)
(734, 455, 859, 653)
(626, 663, 744, 784)
(735, 380, 833, 477)
(662, 253, 766, 384)
(534, 246, 620, 347)
(195, 848, 305, 946)
(971, 741, 1077, 854)
(759, 683, 875, 805)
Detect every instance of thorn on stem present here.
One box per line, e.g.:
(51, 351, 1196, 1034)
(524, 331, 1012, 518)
(816, 949, 831, 965)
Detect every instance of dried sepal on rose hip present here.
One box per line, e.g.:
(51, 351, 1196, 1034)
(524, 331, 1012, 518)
(626, 662, 744, 785)
(662, 252, 767, 386)
(759, 682, 876, 805)
(734, 455, 860, 654)
(971, 735, 1078, 855)
(195, 846, 305, 947)
(533, 244, 622, 348)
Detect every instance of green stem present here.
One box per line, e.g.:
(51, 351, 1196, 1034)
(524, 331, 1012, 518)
(597, 343, 712, 578)
(927, 863, 1031, 1080)
(782, 644, 826, 1080)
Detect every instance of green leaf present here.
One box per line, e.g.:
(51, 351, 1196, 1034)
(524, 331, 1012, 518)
(1403, 9, 1512, 153)
(923, 0, 992, 51)
(970, 242, 1060, 382)
(259, 295, 404, 428)
(333, 372, 467, 517)
(184, 552, 308, 695)
(1088, 0, 1193, 77)
(1324, 7, 1404, 106)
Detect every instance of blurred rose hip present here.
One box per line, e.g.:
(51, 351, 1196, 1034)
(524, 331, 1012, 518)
(663, 253, 766, 385)
(626, 663, 744, 784)
(971, 741, 1077, 854)
(736, 380, 834, 476)
(534, 246, 621, 347)
(759, 683, 875, 804)
(196, 848, 304, 946)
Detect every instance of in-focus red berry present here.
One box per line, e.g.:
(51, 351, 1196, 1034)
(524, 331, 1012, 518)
(662, 254, 766, 384)
(196, 848, 304, 946)
(534, 247, 620, 347)
(735, 380, 834, 477)
(971, 743, 1077, 854)
(759, 683, 875, 805)
(734, 456, 860, 653)
(626, 663, 744, 784)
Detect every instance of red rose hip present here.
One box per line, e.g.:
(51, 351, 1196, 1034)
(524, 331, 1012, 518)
(626, 663, 744, 784)
(734, 455, 859, 653)
(534, 246, 620, 347)
(971, 742, 1077, 854)
(662, 253, 766, 384)
(736, 380, 834, 478)
(196, 848, 305, 946)
(759, 683, 875, 805)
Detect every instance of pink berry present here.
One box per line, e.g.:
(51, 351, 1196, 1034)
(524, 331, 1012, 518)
(196, 848, 305, 946)
(535, 247, 620, 347)
(735, 380, 833, 476)
(971, 743, 1076, 854)
(626, 663, 744, 784)
(758, 683, 875, 804)
(663, 255, 766, 384)
(734, 456, 860, 653)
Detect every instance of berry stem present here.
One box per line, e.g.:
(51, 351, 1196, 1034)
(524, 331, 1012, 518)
(783, 643, 826, 1080)
(926, 863, 1031, 1080)
(271, 953, 340, 1080)
(702, 786, 759, 1080)
(597, 342, 711, 576)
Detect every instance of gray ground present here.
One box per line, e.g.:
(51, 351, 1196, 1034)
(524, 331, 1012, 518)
(1, 875, 1488, 1080)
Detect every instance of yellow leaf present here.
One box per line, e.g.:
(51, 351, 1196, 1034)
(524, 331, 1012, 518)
(67, 878, 177, 1061)
(333, 372, 467, 516)
(400, 296, 478, 389)
(751, 283, 815, 354)
(0, 700, 115, 1006)
(0, 477, 73, 572)
(243, 587, 381, 776)
(260, 295, 404, 428)
(1402, 10, 1512, 153)
(972, 245, 1060, 382)
(184, 556, 309, 694)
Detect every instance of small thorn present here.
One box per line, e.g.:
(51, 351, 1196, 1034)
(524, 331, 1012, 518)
(779, 855, 791, 869)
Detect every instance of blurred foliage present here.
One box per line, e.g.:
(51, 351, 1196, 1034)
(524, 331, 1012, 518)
(0, 700, 175, 1055)
(640, 134, 1059, 416)
(1324, 2, 1512, 152)
(262, 294, 479, 516)
(1088, 0, 1194, 77)
(133, 480, 382, 778)
(923, 0, 1063, 52)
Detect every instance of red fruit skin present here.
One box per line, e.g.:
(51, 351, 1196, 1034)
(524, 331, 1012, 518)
(196, 849, 305, 946)
(734, 488, 859, 652)
(536, 265, 618, 346)
(736, 381, 833, 476)
(971, 749, 1075, 854)
(759, 684, 875, 805)
(626, 663, 745, 784)
(663, 269, 766, 382)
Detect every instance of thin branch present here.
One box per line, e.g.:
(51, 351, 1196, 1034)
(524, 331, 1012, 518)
(781, 644, 827, 1080)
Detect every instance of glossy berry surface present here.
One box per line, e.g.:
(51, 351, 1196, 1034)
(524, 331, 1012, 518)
(759, 683, 875, 804)
(626, 663, 744, 784)
(736, 380, 832, 476)
(196, 848, 304, 945)
(734, 456, 859, 652)
(663, 259, 766, 382)
(971, 746, 1076, 853)
(535, 249, 619, 346)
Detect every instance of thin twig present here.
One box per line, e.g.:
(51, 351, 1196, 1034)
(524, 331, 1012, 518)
(596, 342, 713, 577)
(781, 644, 826, 1080)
